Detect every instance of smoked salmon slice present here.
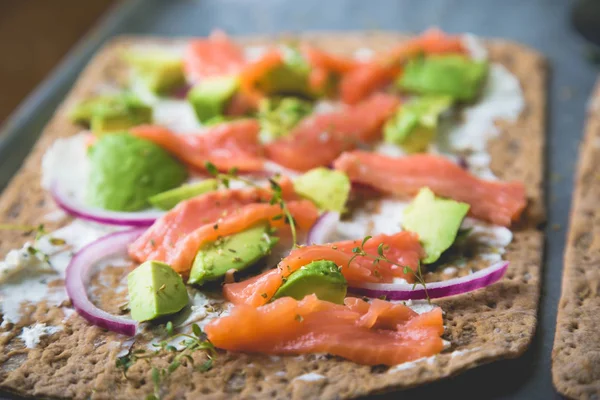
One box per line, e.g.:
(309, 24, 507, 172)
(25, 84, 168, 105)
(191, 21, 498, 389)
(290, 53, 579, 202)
(333, 151, 526, 226)
(130, 199, 319, 275)
(129, 179, 296, 266)
(205, 294, 444, 366)
(184, 30, 245, 83)
(300, 44, 358, 92)
(340, 28, 466, 104)
(131, 120, 264, 172)
(264, 93, 400, 171)
(339, 62, 396, 105)
(223, 232, 423, 307)
(381, 28, 466, 67)
(239, 50, 284, 107)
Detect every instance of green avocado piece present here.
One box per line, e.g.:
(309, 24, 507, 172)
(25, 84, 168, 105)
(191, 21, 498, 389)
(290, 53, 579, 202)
(402, 187, 470, 264)
(69, 93, 152, 134)
(272, 260, 347, 304)
(188, 223, 279, 286)
(294, 168, 351, 212)
(127, 261, 189, 322)
(384, 96, 452, 153)
(187, 76, 239, 123)
(397, 55, 488, 101)
(258, 97, 313, 142)
(87, 133, 187, 212)
(148, 179, 219, 210)
(124, 50, 185, 94)
(203, 115, 237, 126)
(255, 46, 314, 98)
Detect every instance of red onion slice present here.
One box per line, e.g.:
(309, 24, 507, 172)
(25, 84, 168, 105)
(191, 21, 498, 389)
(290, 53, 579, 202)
(65, 228, 144, 336)
(349, 261, 509, 301)
(51, 183, 164, 227)
(306, 212, 340, 245)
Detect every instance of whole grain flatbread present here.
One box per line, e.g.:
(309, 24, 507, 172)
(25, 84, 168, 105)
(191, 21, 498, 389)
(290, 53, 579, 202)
(0, 32, 546, 399)
(552, 82, 600, 400)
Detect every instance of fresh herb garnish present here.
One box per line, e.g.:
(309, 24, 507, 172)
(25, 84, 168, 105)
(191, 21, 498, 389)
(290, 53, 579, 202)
(116, 322, 217, 399)
(0, 223, 68, 269)
(204, 161, 298, 247)
(347, 235, 430, 303)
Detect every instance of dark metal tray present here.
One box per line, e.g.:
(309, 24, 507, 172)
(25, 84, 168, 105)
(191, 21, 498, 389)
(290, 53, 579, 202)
(1, 0, 597, 398)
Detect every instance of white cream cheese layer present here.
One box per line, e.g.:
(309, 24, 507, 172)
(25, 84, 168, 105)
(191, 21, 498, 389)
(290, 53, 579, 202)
(0, 219, 122, 324)
(19, 323, 62, 349)
(41, 133, 90, 195)
(335, 198, 410, 240)
(444, 63, 524, 179)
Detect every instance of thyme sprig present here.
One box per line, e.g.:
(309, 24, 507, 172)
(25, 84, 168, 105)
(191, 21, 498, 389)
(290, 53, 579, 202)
(348, 235, 430, 303)
(204, 162, 298, 247)
(0, 223, 65, 268)
(116, 322, 216, 400)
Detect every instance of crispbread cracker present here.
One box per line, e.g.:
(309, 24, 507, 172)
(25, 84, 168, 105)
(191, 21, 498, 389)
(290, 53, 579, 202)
(0, 32, 546, 399)
(552, 81, 600, 400)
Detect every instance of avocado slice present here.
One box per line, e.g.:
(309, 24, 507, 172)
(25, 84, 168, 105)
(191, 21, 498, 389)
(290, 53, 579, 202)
(127, 260, 189, 322)
(187, 76, 239, 123)
(384, 96, 452, 153)
(69, 93, 153, 134)
(397, 55, 488, 102)
(272, 260, 347, 304)
(148, 179, 219, 210)
(258, 97, 313, 142)
(87, 133, 187, 212)
(294, 168, 351, 212)
(255, 46, 314, 98)
(402, 187, 470, 264)
(188, 223, 279, 286)
(124, 50, 185, 94)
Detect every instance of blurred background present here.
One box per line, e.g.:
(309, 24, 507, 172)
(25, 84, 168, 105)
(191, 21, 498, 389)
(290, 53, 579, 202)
(2, 0, 599, 131)
(0, 0, 116, 125)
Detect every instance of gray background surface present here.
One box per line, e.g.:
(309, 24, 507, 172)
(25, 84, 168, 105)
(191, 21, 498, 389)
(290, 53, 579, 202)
(0, 0, 597, 398)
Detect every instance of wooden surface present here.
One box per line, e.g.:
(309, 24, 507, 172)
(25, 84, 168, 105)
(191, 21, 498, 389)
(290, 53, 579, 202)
(0, 0, 116, 128)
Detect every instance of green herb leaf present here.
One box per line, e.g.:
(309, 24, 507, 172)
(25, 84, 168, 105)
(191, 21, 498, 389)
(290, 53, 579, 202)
(205, 162, 219, 176)
(361, 235, 372, 248)
(115, 355, 133, 372)
(49, 237, 66, 246)
(198, 359, 213, 372)
(151, 367, 160, 385)
(192, 324, 202, 338)
(167, 361, 181, 373)
(165, 321, 174, 336)
(377, 243, 385, 257)
(268, 178, 282, 193)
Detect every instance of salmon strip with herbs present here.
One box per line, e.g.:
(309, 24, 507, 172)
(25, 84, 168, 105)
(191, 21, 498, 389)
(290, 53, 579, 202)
(223, 232, 423, 307)
(205, 294, 444, 366)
